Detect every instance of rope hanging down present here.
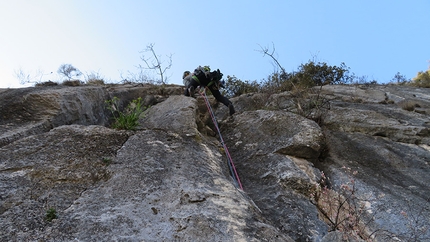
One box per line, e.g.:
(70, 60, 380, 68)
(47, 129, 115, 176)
(199, 89, 243, 190)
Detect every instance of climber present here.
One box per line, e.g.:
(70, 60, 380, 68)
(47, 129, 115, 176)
(183, 66, 235, 116)
(182, 70, 192, 88)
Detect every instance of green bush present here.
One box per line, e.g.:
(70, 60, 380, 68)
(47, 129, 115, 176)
(223, 75, 260, 98)
(106, 97, 148, 130)
(45, 208, 57, 222)
(261, 72, 295, 93)
(258, 61, 353, 94)
(296, 61, 352, 86)
(259, 61, 351, 124)
(222, 61, 353, 100)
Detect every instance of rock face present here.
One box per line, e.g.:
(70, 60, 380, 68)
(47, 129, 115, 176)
(0, 84, 429, 241)
(220, 110, 328, 240)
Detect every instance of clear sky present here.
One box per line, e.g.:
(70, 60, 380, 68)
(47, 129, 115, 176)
(1, 0, 429, 88)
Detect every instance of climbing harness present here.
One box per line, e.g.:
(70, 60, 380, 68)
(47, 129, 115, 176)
(199, 88, 243, 190)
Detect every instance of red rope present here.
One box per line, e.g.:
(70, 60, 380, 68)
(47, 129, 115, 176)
(199, 89, 243, 190)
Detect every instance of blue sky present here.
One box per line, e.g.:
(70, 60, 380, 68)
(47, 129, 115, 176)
(1, 0, 429, 88)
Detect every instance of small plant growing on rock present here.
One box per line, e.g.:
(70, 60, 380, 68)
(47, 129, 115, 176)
(106, 97, 148, 130)
(102, 157, 112, 165)
(393, 201, 430, 241)
(311, 168, 376, 241)
(398, 99, 420, 112)
(62, 79, 84, 86)
(290, 85, 331, 125)
(45, 208, 57, 222)
(85, 71, 105, 85)
(35, 81, 58, 87)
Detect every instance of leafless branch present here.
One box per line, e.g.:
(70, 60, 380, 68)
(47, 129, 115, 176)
(139, 43, 172, 84)
(257, 43, 286, 75)
(14, 68, 53, 85)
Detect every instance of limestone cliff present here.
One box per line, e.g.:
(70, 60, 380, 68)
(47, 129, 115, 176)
(0, 84, 429, 241)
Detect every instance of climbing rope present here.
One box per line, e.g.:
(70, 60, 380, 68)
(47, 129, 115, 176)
(199, 88, 243, 190)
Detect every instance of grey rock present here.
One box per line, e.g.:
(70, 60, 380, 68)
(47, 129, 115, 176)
(1, 83, 429, 241)
(0, 86, 109, 147)
(222, 110, 325, 160)
(221, 110, 329, 241)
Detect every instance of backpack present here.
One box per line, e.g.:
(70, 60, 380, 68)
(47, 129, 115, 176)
(192, 66, 224, 89)
(193, 66, 210, 77)
(208, 69, 224, 89)
(191, 66, 210, 85)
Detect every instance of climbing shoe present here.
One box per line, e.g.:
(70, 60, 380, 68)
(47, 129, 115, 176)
(228, 103, 235, 116)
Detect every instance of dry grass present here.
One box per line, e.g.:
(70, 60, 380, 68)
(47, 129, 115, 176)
(62, 80, 83, 86)
(398, 99, 420, 112)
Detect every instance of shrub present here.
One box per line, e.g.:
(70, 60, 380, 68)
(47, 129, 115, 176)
(120, 70, 152, 84)
(259, 61, 354, 95)
(223, 75, 260, 98)
(258, 44, 353, 89)
(411, 69, 430, 88)
(102, 157, 112, 165)
(106, 97, 148, 130)
(223, 58, 354, 98)
(35, 81, 58, 87)
(57, 64, 82, 80)
(398, 99, 420, 111)
(45, 208, 57, 222)
(85, 71, 105, 85)
(86, 79, 105, 86)
(396, 203, 430, 241)
(62, 79, 83, 86)
(293, 61, 352, 87)
(221, 60, 340, 124)
(311, 168, 375, 240)
(291, 86, 331, 125)
(390, 72, 409, 85)
(311, 168, 430, 241)
(260, 72, 295, 93)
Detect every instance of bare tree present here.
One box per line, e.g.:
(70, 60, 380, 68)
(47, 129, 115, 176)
(14, 68, 52, 85)
(257, 42, 298, 92)
(14, 68, 32, 85)
(257, 43, 287, 76)
(57, 64, 82, 80)
(139, 43, 172, 84)
(119, 69, 150, 84)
